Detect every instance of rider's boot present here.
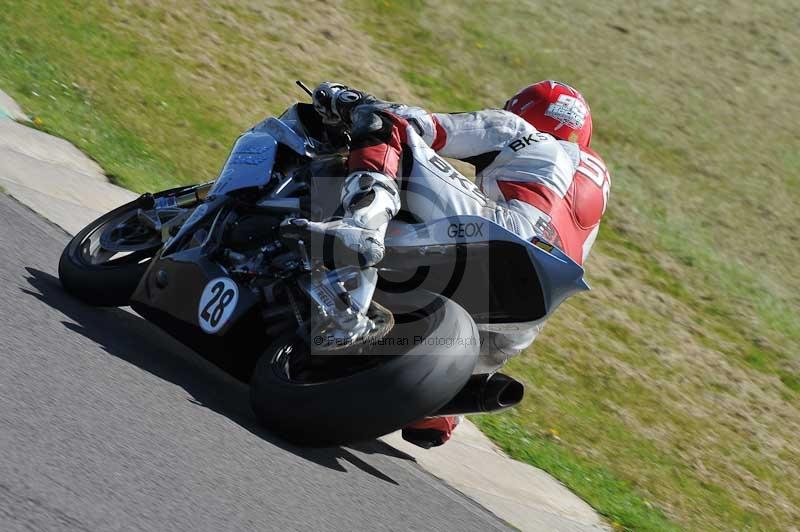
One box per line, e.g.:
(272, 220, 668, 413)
(402, 416, 461, 448)
(282, 171, 400, 267)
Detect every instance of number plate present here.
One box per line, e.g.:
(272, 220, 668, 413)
(197, 277, 239, 334)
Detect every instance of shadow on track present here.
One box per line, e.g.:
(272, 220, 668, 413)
(22, 267, 414, 485)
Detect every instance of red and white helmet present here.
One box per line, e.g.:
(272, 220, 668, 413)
(504, 80, 592, 148)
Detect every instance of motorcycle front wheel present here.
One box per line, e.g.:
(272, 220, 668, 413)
(250, 290, 479, 446)
(58, 185, 196, 306)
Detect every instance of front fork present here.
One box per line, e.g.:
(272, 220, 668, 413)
(136, 182, 216, 243)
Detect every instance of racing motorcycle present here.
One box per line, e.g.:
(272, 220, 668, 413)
(59, 85, 588, 446)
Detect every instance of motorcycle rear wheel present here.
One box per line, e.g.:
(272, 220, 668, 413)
(250, 290, 479, 446)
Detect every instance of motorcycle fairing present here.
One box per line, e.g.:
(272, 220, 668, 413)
(209, 129, 278, 196)
(252, 117, 313, 158)
(208, 111, 316, 198)
(131, 118, 312, 344)
(132, 245, 260, 336)
(129, 244, 266, 381)
(382, 215, 588, 325)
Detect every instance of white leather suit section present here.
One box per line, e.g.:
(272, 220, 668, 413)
(393, 111, 579, 372)
(400, 128, 539, 242)
(433, 110, 577, 204)
(409, 110, 581, 254)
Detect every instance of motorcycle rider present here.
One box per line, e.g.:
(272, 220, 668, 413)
(288, 80, 611, 448)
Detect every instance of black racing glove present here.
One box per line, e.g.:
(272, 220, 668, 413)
(312, 82, 375, 127)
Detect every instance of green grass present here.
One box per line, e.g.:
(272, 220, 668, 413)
(476, 415, 679, 532)
(1, 1, 799, 530)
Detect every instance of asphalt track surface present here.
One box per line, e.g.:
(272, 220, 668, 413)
(0, 194, 509, 531)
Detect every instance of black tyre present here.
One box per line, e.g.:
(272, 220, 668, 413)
(59, 186, 194, 306)
(250, 291, 479, 446)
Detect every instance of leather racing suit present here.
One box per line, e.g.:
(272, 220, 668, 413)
(343, 101, 611, 372)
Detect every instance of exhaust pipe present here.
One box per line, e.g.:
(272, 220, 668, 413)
(434, 373, 524, 416)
